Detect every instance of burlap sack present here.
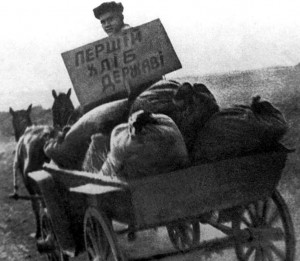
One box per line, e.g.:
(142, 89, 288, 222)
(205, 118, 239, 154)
(193, 96, 288, 163)
(131, 80, 219, 152)
(100, 110, 189, 180)
(250, 96, 288, 142)
(82, 133, 110, 173)
(44, 99, 129, 170)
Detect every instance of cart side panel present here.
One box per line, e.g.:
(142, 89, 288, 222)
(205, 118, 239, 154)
(43, 165, 136, 226)
(70, 183, 135, 226)
(130, 151, 287, 229)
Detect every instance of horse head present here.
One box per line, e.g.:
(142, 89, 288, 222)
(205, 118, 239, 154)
(9, 104, 33, 142)
(52, 88, 75, 129)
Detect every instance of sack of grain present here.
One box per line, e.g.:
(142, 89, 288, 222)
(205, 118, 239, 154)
(82, 133, 110, 173)
(250, 96, 288, 143)
(44, 99, 129, 170)
(131, 80, 219, 152)
(193, 96, 288, 162)
(100, 110, 189, 180)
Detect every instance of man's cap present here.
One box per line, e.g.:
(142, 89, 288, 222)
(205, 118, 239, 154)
(93, 2, 124, 19)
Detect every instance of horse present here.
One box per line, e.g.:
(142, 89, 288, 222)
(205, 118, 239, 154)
(52, 88, 82, 129)
(9, 104, 33, 142)
(12, 125, 58, 240)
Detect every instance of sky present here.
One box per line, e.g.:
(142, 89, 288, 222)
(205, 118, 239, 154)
(0, 0, 300, 111)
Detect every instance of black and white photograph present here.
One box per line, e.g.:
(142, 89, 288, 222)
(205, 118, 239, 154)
(0, 0, 299, 260)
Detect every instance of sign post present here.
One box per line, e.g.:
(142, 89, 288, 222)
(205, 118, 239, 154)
(62, 19, 182, 107)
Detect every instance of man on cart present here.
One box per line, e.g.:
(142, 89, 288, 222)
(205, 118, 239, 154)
(93, 1, 131, 36)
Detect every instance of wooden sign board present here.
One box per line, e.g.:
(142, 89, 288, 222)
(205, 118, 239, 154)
(61, 19, 182, 107)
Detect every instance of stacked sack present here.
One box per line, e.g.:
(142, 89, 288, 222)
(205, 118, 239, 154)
(44, 99, 129, 170)
(44, 77, 287, 179)
(131, 80, 219, 152)
(100, 110, 190, 180)
(44, 79, 218, 172)
(83, 80, 185, 172)
(192, 95, 288, 163)
(85, 80, 219, 173)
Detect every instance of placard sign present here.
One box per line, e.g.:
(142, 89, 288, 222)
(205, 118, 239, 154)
(61, 19, 182, 106)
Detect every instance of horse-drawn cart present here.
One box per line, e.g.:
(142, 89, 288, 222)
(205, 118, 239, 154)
(28, 144, 295, 261)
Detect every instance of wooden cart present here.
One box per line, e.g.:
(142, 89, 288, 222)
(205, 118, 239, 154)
(28, 145, 295, 261)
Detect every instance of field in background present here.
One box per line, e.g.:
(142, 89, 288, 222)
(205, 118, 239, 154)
(0, 65, 299, 260)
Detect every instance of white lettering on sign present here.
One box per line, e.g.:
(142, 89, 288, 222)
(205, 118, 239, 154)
(61, 19, 182, 107)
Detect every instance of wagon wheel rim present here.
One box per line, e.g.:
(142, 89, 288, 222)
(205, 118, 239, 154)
(40, 208, 68, 261)
(233, 190, 295, 261)
(166, 221, 200, 251)
(84, 207, 124, 261)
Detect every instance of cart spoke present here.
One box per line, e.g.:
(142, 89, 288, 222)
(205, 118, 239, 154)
(87, 225, 101, 255)
(255, 201, 262, 219)
(268, 209, 280, 226)
(176, 227, 185, 248)
(256, 200, 266, 225)
(268, 242, 285, 260)
(174, 233, 183, 249)
(212, 222, 234, 235)
(93, 218, 107, 255)
(93, 218, 101, 241)
(86, 246, 96, 259)
(254, 247, 262, 261)
(42, 217, 51, 235)
(243, 246, 255, 260)
(262, 245, 274, 261)
(100, 234, 110, 260)
(86, 233, 97, 255)
(247, 204, 258, 226)
(262, 199, 270, 222)
(180, 224, 193, 245)
(186, 224, 194, 237)
(241, 216, 252, 228)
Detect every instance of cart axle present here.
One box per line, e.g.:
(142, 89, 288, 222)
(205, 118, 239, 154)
(129, 236, 235, 261)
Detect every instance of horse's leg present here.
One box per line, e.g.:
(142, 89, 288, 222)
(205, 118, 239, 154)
(30, 196, 42, 239)
(26, 181, 42, 240)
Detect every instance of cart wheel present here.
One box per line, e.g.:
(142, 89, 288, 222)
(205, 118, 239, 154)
(166, 221, 200, 251)
(84, 207, 124, 261)
(232, 189, 295, 261)
(40, 208, 69, 261)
